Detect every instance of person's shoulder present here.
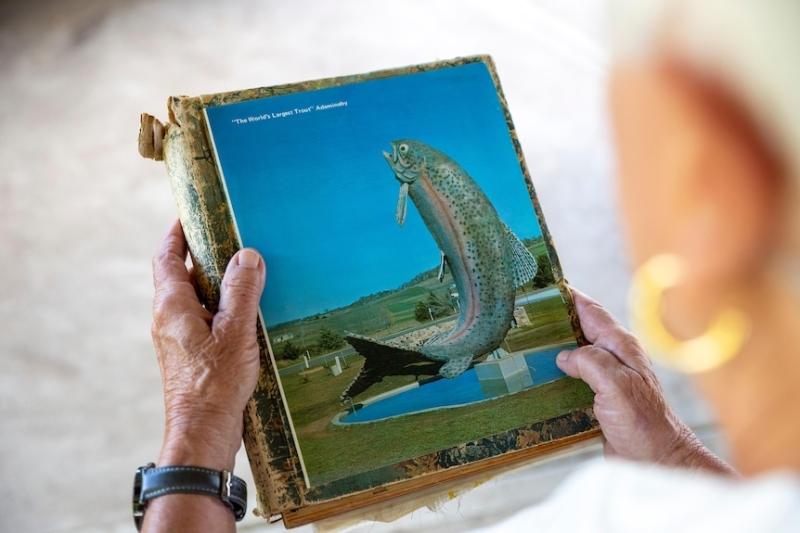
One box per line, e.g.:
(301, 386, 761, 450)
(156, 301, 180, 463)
(474, 459, 800, 533)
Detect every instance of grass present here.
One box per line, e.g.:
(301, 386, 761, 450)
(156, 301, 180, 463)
(526, 239, 547, 257)
(268, 237, 585, 487)
(505, 295, 574, 351)
(505, 322, 574, 352)
(282, 363, 416, 430)
(298, 377, 593, 486)
(281, 294, 574, 428)
(278, 293, 590, 487)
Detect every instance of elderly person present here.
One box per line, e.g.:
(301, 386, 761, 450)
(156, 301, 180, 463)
(488, 1, 800, 529)
(140, 0, 800, 531)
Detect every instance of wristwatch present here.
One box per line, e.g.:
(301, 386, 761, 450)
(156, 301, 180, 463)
(133, 463, 248, 530)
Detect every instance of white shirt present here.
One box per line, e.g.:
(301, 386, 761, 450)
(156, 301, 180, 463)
(473, 459, 800, 533)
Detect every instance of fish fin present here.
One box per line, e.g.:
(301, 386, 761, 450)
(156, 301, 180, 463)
(437, 250, 447, 282)
(396, 182, 409, 226)
(439, 354, 474, 379)
(502, 221, 538, 287)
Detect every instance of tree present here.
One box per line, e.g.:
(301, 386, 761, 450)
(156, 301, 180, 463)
(316, 327, 345, 352)
(414, 291, 454, 323)
(278, 340, 302, 361)
(426, 290, 454, 318)
(531, 253, 555, 289)
(414, 300, 431, 322)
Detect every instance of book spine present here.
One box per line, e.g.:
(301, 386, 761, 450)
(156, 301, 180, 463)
(146, 99, 305, 517)
(162, 99, 234, 309)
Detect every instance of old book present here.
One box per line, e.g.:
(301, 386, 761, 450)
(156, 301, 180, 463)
(139, 55, 600, 528)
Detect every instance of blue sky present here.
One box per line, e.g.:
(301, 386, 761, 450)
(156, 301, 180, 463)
(205, 62, 544, 327)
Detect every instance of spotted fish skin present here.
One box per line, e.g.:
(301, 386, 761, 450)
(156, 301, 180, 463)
(341, 140, 537, 398)
(382, 139, 534, 378)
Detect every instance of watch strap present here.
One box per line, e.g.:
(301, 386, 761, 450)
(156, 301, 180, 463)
(135, 464, 247, 526)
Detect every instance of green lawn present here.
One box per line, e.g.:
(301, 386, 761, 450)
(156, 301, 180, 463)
(269, 240, 587, 487)
(278, 293, 591, 487)
(295, 377, 593, 486)
(505, 295, 574, 351)
(526, 239, 547, 257)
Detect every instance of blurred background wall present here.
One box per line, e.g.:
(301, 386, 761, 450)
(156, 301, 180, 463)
(0, 0, 719, 531)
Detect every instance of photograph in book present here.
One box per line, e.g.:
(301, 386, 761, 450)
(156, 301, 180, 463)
(203, 60, 594, 489)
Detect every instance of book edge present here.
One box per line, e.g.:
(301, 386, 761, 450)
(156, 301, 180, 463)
(152, 54, 599, 523)
(162, 96, 306, 515)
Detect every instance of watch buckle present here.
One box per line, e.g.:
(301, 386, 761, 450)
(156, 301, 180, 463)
(133, 462, 155, 529)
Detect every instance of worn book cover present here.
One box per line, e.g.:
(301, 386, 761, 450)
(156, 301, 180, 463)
(139, 55, 600, 527)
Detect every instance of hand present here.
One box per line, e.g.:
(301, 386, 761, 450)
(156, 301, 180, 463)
(150, 220, 266, 471)
(556, 288, 735, 474)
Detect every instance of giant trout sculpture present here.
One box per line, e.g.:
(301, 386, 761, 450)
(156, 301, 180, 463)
(342, 140, 538, 400)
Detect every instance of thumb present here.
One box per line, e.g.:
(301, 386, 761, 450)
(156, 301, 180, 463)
(213, 248, 266, 340)
(556, 346, 622, 395)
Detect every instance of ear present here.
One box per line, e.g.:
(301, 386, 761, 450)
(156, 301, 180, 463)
(612, 63, 782, 277)
(663, 64, 782, 288)
(612, 62, 783, 333)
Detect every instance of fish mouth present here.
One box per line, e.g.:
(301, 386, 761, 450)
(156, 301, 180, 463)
(383, 144, 417, 184)
(384, 143, 417, 227)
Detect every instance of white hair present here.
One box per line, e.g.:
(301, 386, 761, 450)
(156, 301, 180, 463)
(611, 0, 800, 188)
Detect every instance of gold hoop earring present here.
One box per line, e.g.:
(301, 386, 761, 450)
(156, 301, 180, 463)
(627, 254, 750, 373)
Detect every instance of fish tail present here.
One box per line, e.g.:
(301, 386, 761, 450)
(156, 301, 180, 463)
(341, 333, 442, 401)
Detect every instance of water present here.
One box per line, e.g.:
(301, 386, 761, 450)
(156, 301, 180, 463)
(339, 344, 574, 424)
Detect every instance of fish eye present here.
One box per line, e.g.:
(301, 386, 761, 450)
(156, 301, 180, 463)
(399, 144, 408, 153)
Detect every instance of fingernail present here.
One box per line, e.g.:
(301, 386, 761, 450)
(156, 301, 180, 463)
(237, 249, 260, 269)
(556, 351, 569, 363)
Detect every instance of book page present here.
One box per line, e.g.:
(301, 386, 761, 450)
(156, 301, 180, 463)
(203, 58, 595, 499)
